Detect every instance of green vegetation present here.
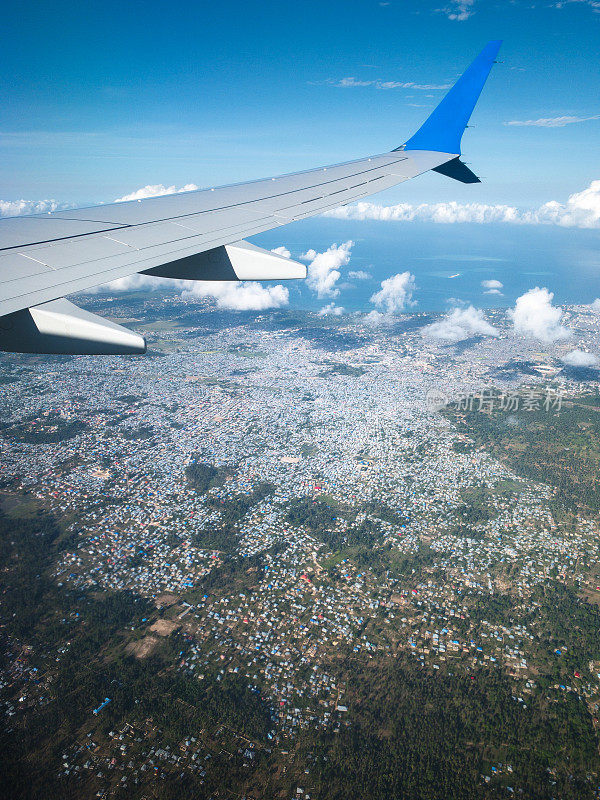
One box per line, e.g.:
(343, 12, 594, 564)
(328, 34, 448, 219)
(185, 458, 233, 493)
(363, 498, 409, 526)
(1, 411, 88, 444)
(0, 508, 272, 800)
(318, 362, 366, 377)
(528, 582, 600, 679)
(286, 496, 338, 535)
(192, 523, 239, 553)
(444, 393, 600, 516)
(298, 655, 599, 800)
(206, 481, 275, 525)
(121, 424, 155, 440)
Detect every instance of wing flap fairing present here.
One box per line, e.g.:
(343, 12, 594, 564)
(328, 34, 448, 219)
(145, 240, 306, 282)
(0, 298, 146, 355)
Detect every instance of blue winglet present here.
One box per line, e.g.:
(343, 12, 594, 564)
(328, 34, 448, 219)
(402, 40, 502, 155)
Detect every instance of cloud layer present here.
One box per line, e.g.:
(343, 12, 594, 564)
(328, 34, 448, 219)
(92, 272, 289, 311)
(0, 199, 71, 217)
(115, 183, 199, 202)
(507, 287, 571, 343)
(506, 114, 600, 128)
(324, 77, 450, 91)
(324, 179, 600, 230)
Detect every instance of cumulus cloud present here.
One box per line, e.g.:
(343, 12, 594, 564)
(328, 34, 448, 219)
(270, 246, 291, 258)
(562, 349, 599, 368)
(507, 287, 571, 343)
(530, 181, 600, 228)
(181, 281, 289, 310)
(482, 279, 504, 296)
(324, 179, 600, 230)
(424, 306, 498, 343)
(115, 183, 198, 202)
(592, 299, 600, 311)
(370, 272, 416, 314)
(348, 270, 371, 280)
(364, 310, 390, 327)
(93, 273, 164, 293)
(482, 279, 503, 290)
(506, 114, 600, 128)
(304, 240, 354, 298)
(318, 302, 345, 316)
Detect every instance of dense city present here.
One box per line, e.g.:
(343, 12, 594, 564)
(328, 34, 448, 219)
(2, 294, 600, 799)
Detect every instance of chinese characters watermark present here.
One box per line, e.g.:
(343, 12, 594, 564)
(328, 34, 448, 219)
(426, 387, 563, 413)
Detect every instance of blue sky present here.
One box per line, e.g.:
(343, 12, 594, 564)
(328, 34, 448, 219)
(1, 0, 599, 207)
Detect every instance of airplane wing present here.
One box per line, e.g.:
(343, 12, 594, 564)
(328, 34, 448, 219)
(0, 40, 501, 355)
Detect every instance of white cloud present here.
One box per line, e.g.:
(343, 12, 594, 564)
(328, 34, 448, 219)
(592, 299, 600, 311)
(482, 278, 504, 296)
(554, 0, 600, 13)
(348, 270, 371, 280)
(506, 114, 600, 128)
(364, 310, 389, 327)
(562, 349, 599, 367)
(115, 183, 198, 202)
(305, 240, 354, 298)
(443, 0, 600, 23)
(325, 200, 520, 225)
(270, 246, 291, 258)
(324, 179, 600, 230)
(530, 180, 600, 228)
(318, 302, 345, 316)
(445, 0, 476, 21)
(507, 287, 571, 343)
(92, 273, 289, 311)
(0, 198, 71, 217)
(424, 306, 498, 342)
(181, 281, 289, 310)
(370, 272, 416, 314)
(321, 78, 450, 91)
(481, 279, 503, 290)
(0, 183, 199, 218)
(94, 273, 164, 293)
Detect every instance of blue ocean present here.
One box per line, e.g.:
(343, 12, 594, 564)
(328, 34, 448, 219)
(254, 219, 600, 313)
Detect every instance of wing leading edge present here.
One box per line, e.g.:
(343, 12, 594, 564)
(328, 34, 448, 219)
(0, 41, 501, 355)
